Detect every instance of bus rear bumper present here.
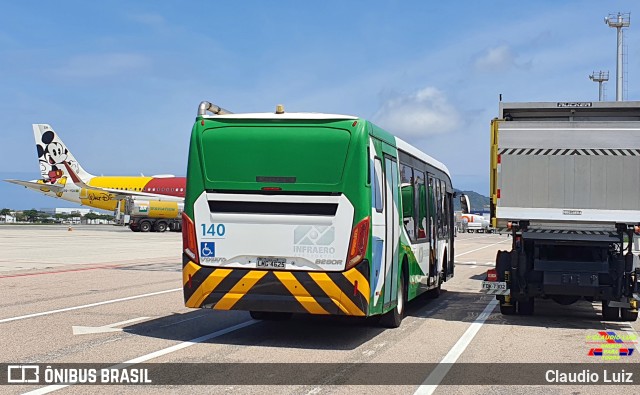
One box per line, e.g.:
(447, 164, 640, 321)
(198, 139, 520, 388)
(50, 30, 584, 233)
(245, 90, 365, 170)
(182, 259, 370, 316)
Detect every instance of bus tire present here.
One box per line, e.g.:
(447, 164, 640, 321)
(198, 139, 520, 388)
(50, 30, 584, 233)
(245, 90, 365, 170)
(426, 282, 441, 299)
(249, 311, 292, 321)
(380, 270, 406, 328)
(139, 221, 151, 232)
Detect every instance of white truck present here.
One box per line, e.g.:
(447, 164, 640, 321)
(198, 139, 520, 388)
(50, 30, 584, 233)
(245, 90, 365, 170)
(482, 101, 640, 321)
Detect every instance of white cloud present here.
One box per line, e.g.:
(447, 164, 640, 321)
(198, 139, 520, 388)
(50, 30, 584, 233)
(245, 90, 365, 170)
(54, 53, 150, 79)
(473, 45, 517, 72)
(372, 87, 461, 140)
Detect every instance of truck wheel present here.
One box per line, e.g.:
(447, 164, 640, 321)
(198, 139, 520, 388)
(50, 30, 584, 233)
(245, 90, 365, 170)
(518, 298, 534, 315)
(620, 308, 639, 322)
(155, 222, 167, 232)
(380, 271, 406, 328)
(139, 221, 151, 232)
(499, 300, 516, 315)
(602, 301, 620, 321)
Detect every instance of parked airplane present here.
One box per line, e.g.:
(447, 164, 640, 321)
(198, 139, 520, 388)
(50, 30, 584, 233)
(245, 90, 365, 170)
(459, 193, 491, 233)
(5, 124, 185, 212)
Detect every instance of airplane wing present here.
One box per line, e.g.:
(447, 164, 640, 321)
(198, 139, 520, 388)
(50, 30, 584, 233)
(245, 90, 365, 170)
(5, 179, 65, 194)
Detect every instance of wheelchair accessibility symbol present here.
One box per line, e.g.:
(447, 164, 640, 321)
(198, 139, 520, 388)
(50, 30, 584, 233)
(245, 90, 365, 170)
(200, 242, 216, 257)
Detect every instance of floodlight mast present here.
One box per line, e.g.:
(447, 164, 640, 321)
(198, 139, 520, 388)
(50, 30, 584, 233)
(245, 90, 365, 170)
(605, 12, 630, 101)
(589, 71, 609, 101)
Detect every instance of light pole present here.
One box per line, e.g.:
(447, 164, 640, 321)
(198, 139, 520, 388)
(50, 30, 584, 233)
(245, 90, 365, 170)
(605, 13, 630, 101)
(589, 71, 609, 101)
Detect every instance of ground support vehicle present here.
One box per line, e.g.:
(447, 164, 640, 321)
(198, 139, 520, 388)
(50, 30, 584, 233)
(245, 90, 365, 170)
(482, 101, 640, 321)
(125, 196, 183, 232)
(181, 101, 456, 327)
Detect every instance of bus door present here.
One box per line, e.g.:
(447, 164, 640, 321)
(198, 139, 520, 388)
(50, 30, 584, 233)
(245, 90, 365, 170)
(383, 155, 400, 308)
(427, 175, 437, 281)
(370, 154, 386, 307)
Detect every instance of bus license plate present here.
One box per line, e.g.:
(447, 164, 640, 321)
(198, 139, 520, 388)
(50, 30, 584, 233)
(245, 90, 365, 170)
(482, 281, 507, 291)
(257, 257, 286, 269)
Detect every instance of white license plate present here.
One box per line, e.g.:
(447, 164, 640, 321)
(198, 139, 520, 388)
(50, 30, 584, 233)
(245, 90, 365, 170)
(256, 257, 286, 269)
(482, 281, 507, 291)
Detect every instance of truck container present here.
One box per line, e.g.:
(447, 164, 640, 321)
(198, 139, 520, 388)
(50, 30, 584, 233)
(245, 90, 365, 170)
(482, 101, 640, 321)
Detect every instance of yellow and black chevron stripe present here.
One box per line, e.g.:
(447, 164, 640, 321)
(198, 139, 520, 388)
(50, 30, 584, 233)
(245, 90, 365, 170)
(183, 258, 370, 316)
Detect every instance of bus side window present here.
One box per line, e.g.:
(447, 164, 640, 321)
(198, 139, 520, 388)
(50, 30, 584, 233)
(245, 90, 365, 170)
(400, 163, 415, 241)
(428, 175, 435, 243)
(372, 158, 384, 212)
(415, 170, 427, 240)
(441, 180, 448, 236)
(436, 179, 444, 238)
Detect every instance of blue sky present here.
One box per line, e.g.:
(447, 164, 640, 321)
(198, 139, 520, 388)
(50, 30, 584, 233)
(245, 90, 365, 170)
(1, 1, 638, 210)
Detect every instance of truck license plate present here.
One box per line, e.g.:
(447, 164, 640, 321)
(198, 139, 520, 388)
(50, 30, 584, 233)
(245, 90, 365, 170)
(256, 257, 286, 269)
(482, 281, 507, 291)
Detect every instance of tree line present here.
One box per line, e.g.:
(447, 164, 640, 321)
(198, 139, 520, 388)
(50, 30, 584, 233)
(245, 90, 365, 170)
(0, 208, 114, 224)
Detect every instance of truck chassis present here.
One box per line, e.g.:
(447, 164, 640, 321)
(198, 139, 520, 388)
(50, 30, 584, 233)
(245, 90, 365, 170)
(484, 222, 639, 321)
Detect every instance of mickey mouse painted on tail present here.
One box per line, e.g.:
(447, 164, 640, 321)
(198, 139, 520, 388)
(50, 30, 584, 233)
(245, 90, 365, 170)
(33, 124, 92, 184)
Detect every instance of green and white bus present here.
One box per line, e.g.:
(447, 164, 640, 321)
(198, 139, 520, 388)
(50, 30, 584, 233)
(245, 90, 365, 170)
(182, 101, 455, 327)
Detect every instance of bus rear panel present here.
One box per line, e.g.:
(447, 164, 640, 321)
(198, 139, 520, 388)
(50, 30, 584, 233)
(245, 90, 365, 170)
(183, 115, 372, 316)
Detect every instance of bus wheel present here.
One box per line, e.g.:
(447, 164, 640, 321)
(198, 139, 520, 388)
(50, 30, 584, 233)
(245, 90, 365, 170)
(427, 282, 441, 299)
(139, 221, 151, 232)
(380, 272, 406, 328)
(249, 311, 292, 321)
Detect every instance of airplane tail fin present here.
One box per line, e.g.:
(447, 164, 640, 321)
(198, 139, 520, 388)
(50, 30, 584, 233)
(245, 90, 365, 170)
(33, 124, 95, 183)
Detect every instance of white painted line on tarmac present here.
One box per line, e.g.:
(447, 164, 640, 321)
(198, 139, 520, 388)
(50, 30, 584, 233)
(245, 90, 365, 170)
(22, 319, 259, 395)
(413, 299, 498, 395)
(455, 239, 509, 258)
(456, 233, 496, 240)
(72, 316, 150, 335)
(0, 288, 181, 324)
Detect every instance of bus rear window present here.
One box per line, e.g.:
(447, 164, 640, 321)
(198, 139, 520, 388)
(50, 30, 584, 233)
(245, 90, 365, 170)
(201, 126, 351, 185)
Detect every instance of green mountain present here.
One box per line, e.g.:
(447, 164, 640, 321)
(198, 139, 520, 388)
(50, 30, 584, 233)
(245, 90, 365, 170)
(453, 188, 490, 212)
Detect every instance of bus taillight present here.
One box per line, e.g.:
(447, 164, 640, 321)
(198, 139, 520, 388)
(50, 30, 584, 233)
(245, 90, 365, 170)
(346, 216, 370, 270)
(487, 268, 497, 282)
(182, 212, 199, 264)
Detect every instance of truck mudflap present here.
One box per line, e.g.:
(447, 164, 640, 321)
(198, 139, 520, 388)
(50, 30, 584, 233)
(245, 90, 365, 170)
(182, 257, 370, 316)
